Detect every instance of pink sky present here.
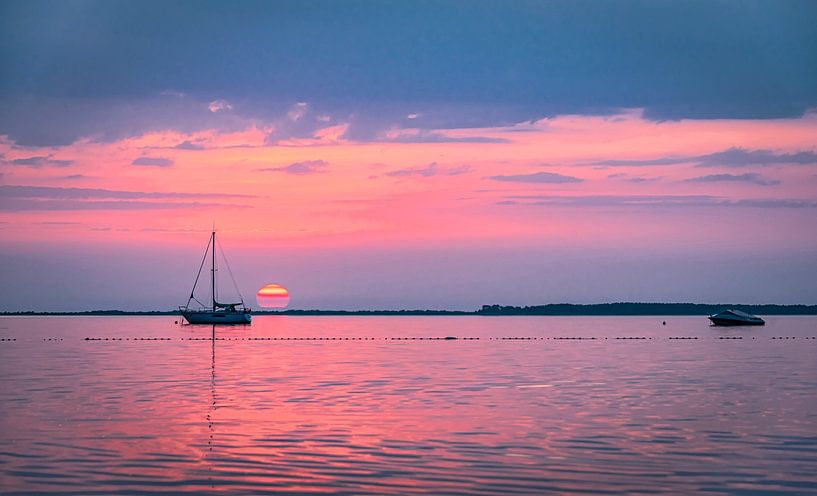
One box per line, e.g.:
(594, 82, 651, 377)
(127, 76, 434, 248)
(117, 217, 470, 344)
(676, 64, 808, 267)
(2, 107, 817, 309)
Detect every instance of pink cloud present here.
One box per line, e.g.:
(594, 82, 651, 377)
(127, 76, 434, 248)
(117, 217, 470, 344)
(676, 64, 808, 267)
(256, 160, 329, 175)
(2, 109, 816, 256)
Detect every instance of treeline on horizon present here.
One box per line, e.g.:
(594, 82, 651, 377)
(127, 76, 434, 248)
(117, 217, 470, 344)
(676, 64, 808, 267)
(2, 303, 817, 316)
(476, 303, 817, 315)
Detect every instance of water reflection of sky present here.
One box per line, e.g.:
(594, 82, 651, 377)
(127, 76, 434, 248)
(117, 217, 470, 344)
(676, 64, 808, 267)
(0, 316, 815, 494)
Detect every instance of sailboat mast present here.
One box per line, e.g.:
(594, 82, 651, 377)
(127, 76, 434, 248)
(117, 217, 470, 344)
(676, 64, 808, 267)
(211, 230, 216, 311)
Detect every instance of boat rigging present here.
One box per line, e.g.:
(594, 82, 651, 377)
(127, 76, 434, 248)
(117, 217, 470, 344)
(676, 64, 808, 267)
(180, 230, 251, 325)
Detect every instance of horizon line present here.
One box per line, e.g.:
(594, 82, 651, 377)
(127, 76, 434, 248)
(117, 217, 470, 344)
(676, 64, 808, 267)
(3, 302, 817, 316)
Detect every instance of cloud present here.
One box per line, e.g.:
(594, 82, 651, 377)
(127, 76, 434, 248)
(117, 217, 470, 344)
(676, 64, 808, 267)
(174, 140, 205, 150)
(338, 103, 553, 143)
(0, 185, 252, 211)
(257, 160, 328, 175)
(608, 173, 662, 183)
(132, 156, 174, 167)
(684, 173, 780, 186)
(385, 162, 472, 177)
(264, 104, 345, 145)
(593, 147, 817, 168)
(0, 185, 253, 200)
(2, 2, 816, 150)
(594, 156, 690, 167)
(208, 99, 233, 113)
(379, 129, 510, 144)
(694, 148, 817, 167)
(4, 2, 816, 127)
(2, 2, 815, 152)
(1, 199, 246, 211)
(0, 94, 262, 147)
(3, 155, 73, 168)
(287, 102, 309, 122)
(489, 171, 583, 183)
(498, 194, 817, 208)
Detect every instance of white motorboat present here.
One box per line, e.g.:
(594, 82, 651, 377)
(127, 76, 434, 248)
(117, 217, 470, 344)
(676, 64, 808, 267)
(708, 309, 764, 326)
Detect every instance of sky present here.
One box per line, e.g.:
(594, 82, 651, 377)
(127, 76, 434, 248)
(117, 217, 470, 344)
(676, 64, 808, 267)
(1, 0, 817, 311)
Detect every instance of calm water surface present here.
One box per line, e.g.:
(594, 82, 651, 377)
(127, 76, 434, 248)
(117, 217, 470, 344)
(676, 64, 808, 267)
(0, 316, 816, 495)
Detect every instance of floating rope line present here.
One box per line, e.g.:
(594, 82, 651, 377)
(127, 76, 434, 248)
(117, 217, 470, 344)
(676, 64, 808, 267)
(3, 336, 814, 343)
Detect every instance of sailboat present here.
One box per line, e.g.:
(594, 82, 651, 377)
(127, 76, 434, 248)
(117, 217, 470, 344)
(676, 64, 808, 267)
(180, 230, 252, 324)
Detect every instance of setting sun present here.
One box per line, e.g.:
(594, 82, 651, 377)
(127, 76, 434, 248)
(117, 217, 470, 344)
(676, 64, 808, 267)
(256, 284, 290, 309)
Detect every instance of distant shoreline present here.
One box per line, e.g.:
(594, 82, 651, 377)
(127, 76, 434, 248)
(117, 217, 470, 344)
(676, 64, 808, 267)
(2, 303, 817, 316)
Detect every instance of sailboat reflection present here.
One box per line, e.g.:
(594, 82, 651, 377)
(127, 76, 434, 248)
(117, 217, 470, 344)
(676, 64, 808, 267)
(207, 325, 216, 489)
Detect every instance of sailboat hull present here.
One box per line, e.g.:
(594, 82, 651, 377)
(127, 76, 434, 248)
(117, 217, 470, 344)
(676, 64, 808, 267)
(182, 311, 251, 325)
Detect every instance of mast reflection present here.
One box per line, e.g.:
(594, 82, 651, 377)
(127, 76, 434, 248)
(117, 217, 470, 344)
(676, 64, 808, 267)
(207, 324, 216, 489)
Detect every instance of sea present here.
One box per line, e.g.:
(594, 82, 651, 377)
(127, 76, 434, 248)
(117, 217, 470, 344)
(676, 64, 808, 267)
(0, 315, 815, 495)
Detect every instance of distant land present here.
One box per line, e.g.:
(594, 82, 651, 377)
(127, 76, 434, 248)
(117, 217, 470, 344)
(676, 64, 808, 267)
(2, 303, 817, 316)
